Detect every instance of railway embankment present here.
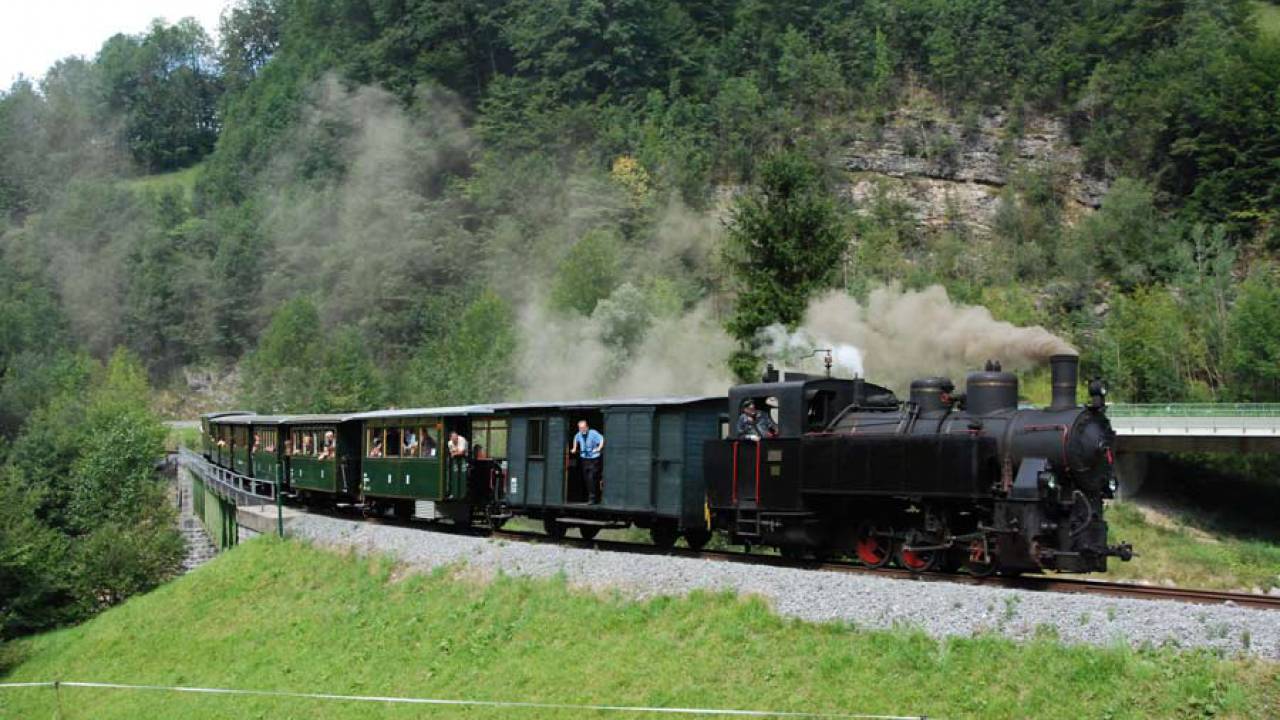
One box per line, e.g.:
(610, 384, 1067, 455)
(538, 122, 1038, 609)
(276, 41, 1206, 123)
(289, 512, 1280, 660)
(3, 538, 1277, 719)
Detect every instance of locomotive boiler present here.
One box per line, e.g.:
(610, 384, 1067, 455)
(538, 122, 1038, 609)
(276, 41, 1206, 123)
(706, 354, 1134, 575)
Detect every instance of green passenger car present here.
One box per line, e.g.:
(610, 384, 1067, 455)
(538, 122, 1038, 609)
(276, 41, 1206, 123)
(500, 397, 725, 548)
(223, 415, 289, 491)
(284, 414, 361, 502)
(201, 411, 250, 462)
(249, 418, 286, 488)
(351, 406, 503, 524)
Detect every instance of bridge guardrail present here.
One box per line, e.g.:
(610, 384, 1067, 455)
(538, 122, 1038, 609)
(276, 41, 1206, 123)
(1107, 403, 1280, 418)
(178, 448, 284, 537)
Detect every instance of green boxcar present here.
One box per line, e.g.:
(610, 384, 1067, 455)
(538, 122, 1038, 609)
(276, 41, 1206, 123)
(284, 415, 361, 500)
(501, 397, 725, 545)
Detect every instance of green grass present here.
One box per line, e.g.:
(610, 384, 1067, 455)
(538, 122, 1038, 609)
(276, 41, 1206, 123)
(123, 163, 202, 199)
(163, 426, 201, 452)
(2, 539, 1277, 719)
(1104, 501, 1280, 592)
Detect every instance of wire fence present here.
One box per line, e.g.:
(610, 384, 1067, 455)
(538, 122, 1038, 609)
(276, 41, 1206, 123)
(0, 681, 928, 719)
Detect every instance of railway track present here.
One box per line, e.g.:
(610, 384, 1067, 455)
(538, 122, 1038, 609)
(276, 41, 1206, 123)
(302, 504, 1280, 611)
(486, 527, 1280, 611)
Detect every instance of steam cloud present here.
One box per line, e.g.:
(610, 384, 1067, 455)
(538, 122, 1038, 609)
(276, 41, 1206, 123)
(210, 77, 1074, 402)
(516, 296, 736, 401)
(760, 284, 1075, 391)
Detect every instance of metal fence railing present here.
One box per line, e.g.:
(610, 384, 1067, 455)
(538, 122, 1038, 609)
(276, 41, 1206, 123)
(1107, 403, 1280, 418)
(178, 448, 283, 537)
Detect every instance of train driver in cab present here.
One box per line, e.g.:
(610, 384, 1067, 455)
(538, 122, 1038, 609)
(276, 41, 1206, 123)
(736, 399, 778, 441)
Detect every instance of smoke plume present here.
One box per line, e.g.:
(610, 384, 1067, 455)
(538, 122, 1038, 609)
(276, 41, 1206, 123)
(516, 295, 735, 401)
(760, 284, 1075, 391)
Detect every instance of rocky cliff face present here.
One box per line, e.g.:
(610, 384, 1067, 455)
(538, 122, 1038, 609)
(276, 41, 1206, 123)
(840, 110, 1109, 234)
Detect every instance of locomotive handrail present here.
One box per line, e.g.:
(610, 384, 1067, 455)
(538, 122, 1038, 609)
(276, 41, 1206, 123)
(1108, 403, 1280, 417)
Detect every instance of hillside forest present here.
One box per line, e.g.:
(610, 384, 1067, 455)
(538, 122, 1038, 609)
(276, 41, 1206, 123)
(2, 0, 1280, 634)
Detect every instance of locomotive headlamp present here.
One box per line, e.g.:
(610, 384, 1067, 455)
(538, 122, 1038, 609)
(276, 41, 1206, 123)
(1037, 470, 1057, 490)
(1108, 477, 1118, 494)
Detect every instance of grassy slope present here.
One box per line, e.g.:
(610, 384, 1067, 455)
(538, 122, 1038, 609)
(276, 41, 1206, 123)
(122, 164, 202, 198)
(2, 539, 1277, 719)
(1104, 501, 1280, 592)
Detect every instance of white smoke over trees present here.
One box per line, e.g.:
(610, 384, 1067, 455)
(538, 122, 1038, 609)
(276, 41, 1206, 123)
(758, 284, 1076, 391)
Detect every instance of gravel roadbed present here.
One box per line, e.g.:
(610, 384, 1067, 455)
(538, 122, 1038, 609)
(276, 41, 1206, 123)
(289, 513, 1280, 659)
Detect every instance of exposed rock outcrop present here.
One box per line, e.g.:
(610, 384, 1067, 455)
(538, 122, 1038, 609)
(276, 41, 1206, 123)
(841, 109, 1109, 233)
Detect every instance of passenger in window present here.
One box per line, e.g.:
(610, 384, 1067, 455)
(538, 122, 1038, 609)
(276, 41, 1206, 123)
(736, 400, 779, 441)
(284, 438, 293, 456)
(475, 444, 488, 460)
(302, 434, 314, 455)
(571, 419, 605, 504)
(404, 430, 419, 457)
(252, 433, 261, 453)
(447, 431, 468, 477)
(369, 436, 384, 458)
(318, 430, 336, 460)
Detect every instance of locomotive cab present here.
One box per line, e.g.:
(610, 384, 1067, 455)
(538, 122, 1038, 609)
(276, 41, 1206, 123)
(727, 370, 899, 437)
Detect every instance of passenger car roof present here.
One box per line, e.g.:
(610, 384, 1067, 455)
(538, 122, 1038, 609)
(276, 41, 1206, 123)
(349, 405, 497, 420)
(216, 414, 291, 425)
(209, 396, 725, 425)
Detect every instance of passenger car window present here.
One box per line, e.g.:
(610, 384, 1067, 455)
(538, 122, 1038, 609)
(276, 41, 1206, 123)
(402, 427, 419, 457)
(424, 425, 440, 457)
(473, 417, 510, 459)
(367, 428, 384, 458)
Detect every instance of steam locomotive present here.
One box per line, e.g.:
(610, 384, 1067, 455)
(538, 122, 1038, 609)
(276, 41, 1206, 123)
(707, 353, 1133, 575)
(204, 354, 1132, 576)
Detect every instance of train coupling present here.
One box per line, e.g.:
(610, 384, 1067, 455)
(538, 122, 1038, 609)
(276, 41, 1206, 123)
(1107, 542, 1134, 561)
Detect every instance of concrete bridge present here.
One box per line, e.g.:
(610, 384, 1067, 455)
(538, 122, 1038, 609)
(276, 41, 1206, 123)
(1106, 403, 1280, 496)
(1109, 404, 1280, 454)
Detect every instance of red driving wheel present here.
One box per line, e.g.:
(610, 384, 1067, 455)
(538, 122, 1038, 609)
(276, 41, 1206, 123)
(898, 547, 937, 572)
(855, 527, 892, 568)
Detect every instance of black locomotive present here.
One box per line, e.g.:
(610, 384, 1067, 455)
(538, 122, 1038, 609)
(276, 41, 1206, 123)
(706, 354, 1133, 575)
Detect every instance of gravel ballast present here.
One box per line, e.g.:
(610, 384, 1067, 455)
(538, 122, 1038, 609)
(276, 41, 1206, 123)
(288, 513, 1280, 659)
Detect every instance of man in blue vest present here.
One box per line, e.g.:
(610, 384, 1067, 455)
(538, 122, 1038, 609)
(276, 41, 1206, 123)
(571, 419, 606, 504)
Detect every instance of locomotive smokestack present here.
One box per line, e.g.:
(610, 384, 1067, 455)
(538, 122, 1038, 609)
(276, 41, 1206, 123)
(1050, 354, 1079, 410)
